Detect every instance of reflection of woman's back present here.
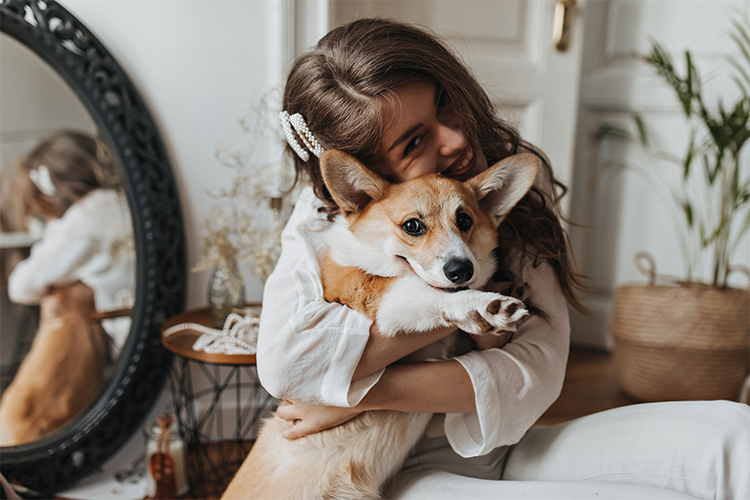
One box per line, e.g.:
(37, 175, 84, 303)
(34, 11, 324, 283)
(7, 130, 135, 352)
(0, 130, 135, 446)
(9, 187, 135, 350)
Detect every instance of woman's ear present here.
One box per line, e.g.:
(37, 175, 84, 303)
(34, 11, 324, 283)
(320, 150, 391, 215)
(466, 153, 540, 223)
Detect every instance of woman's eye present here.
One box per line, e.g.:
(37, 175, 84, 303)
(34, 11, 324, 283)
(402, 218, 426, 236)
(457, 213, 473, 231)
(404, 135, 423, 156)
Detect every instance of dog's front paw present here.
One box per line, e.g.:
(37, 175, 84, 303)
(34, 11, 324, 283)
(442, 291, 528, 335)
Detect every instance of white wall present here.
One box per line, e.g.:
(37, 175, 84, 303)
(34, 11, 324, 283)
(62, 0, 286, 308)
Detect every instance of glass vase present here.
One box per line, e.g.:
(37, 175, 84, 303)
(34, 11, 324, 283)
(207, 255, 246, 328)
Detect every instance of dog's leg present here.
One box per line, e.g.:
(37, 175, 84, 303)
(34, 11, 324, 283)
(376, 275, 528, 337)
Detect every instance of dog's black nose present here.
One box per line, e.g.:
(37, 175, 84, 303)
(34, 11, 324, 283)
(444, 259, 474, 284)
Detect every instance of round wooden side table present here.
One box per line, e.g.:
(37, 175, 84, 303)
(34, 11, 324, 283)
(161, 305, 276, 499)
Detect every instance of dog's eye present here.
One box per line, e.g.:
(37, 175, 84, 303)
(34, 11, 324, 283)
(402, 219, 425, 236)
(457, 213, 473, 232)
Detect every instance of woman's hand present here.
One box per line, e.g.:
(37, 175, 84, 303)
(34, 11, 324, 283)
(276, 399, 362, 440)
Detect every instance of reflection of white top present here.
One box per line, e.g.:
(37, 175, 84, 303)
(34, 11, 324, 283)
(257, 186, 571, 458)
(8, 188, 136, 350)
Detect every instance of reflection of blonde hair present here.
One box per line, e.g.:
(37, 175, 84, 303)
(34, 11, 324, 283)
(14, 130, 118, 219)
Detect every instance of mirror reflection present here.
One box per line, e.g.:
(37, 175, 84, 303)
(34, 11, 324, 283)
(0, 33, 136, 446)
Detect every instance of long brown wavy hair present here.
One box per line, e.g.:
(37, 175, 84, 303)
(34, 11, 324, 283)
(282, 18, 586, 312)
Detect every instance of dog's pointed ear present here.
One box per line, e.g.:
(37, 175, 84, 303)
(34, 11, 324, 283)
(320, 150, 391, 215)
(466, 153, 540, 222)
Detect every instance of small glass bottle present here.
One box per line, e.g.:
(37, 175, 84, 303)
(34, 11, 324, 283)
(144, 416, 189, 497)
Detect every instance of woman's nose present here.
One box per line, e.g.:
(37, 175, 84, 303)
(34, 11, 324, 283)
(437, 124, 467, 157)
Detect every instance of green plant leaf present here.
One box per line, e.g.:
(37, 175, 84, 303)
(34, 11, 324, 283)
(731, 31, 750, 68)
(682, 200, 694, 228)
(728, 60, 750, 92)
(682, 51, 695, 116)
(739, 179, 750, 205)
(684, 132, 696, 179)
(633, 114, 649, 147)
(731, 17, 750, 62)
(707, 153, 722, 185)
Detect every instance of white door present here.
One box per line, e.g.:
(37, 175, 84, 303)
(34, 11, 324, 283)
(292, 0, 586, 214)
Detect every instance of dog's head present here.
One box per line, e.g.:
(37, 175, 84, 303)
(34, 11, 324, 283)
(320, 150, 539, 290)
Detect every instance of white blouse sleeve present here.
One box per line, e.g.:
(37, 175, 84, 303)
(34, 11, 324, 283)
(256, 188, 384, 407)
(446, 259, 570, 458)
(8, 210, 99, 305)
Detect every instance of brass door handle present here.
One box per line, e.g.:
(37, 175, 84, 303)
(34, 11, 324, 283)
(553, 0, 577, 52)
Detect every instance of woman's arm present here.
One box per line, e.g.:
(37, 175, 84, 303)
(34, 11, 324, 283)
(360, 360, 475, 413)
(278, 259, 570, 456)
(352, 323, 457, 380)
(279, 359, 474, 439)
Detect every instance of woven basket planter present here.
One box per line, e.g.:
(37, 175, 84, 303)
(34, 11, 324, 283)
(612, 283, 749, 402)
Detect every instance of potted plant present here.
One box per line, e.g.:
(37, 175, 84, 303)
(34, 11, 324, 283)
(601, 21, 750, 402)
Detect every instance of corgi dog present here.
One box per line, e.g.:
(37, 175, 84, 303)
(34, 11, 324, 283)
(0, 282, 106, 446)
(222, 150, 539, 500)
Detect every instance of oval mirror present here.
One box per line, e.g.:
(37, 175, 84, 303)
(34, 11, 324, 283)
(0, 0, 185, 495)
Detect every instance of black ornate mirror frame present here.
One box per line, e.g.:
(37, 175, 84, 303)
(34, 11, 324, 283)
(0, 0, 186, 495)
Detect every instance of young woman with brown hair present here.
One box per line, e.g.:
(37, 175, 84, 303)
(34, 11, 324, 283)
(256, 18, 749, 499)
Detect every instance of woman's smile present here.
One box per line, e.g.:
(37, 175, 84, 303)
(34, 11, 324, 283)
(443, 146, 476, 178)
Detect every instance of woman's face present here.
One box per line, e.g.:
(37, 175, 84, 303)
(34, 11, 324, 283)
(373, 80, 487, 183)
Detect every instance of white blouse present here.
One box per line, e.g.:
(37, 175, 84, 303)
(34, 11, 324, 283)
(257, 186, 570, 458)
(8, 188, 136, 350)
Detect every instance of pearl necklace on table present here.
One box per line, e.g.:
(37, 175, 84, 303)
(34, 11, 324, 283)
(162, 310, 260, 356)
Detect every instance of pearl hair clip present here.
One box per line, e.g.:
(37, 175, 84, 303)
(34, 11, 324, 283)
(29, 164, 57, 196)
(279, 111, 325, 162)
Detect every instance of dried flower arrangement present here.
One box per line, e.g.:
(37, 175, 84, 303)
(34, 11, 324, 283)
(194, 89, 296, 320)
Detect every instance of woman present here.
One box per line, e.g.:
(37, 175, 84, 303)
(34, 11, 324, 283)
(255, 19, 749, 499)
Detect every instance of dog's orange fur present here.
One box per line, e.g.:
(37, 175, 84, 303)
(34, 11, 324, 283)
(0, 282, 106, 445)
(322, 256, 395, 320)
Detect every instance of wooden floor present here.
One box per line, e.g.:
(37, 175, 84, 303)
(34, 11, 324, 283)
(538, 347, 638, 425)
